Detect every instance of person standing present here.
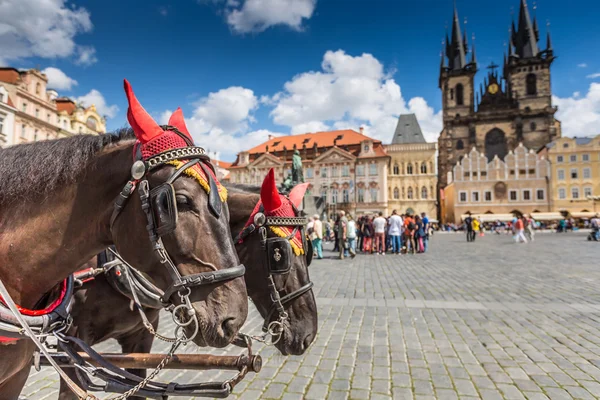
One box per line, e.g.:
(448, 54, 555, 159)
(311, 214, 324, 259)
(421, 212, 430, 253)
(471, 217, 480, 242)
(415, 215, 425, 253)
(337, 211, 350, 259)
(514, 216, 528, 243)
(591, 214, 600, 241)
(464, 213, 474, 242)
(362, 216, 374, 253)
(333, 215, 340, 252)
(388, 210, 403, 254)
(347, 214, 357, 257)
(403, 213, 416, 254)
(525, 214, 535, 242)
(373, 212, 387, 255)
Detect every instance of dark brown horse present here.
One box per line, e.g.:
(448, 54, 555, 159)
(0, 81, 248, 398)
(58, 170, 318, 399)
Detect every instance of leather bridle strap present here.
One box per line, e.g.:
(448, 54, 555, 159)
(263, 281, 314, 332)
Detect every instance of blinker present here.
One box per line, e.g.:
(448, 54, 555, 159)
(131, 160, 146, 180)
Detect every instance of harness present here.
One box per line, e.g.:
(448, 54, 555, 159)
(235, 202, 314, 339)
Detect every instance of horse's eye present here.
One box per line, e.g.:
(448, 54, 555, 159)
(176, 195, 190, 206)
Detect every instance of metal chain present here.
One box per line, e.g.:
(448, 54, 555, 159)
(146, 147, 207, 170)
(107, 339, 182, 400)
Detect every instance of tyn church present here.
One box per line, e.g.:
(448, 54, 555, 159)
(437, 0, 560, 194)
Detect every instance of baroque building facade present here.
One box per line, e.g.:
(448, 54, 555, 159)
(228, 129, 390, 216)
(0, 67, 106, 148)
(385, 114, 437, 218)
(444, 143, 551, 223)
(539, 136, 600, 216)
(437, 0, 560, 219)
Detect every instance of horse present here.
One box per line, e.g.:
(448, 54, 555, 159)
(57, 169, 318, 399)
(0, 80, 248, 398)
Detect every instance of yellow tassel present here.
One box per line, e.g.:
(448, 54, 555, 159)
(166, 161, 228, 202)
(269, 226, 304, 256)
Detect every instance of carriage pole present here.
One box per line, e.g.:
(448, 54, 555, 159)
(38, 352, 262, 372)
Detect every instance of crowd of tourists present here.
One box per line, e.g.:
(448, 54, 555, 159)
(307, 210, 432, 260)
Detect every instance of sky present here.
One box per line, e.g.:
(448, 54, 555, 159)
(1, 0, 599, 161)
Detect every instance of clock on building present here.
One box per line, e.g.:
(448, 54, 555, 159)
(488, 83, 499, 95)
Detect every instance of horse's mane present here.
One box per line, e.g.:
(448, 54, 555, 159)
(0, 128, 135, 205)
(223, 183, 261, 195)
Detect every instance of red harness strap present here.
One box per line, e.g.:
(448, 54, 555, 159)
(0, 279, 69, 343)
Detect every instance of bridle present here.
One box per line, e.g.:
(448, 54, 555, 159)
(235, 201, 314, 340)
(109, 126, 245, 333)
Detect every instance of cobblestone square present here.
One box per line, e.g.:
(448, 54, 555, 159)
(22, 232, 600, 399)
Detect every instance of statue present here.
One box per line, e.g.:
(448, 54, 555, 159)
(292, 149, 304, 184)
(281, 175, 294, 193)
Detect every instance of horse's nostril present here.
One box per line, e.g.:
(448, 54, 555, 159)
(221, 317, 239, 338)
(301, 333, 314, 351)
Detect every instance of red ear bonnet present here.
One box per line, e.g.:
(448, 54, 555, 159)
(260, 169, 282, 213)
(123, 79, 163, 144)
(168, 107, 193, 143)
(288, 182, 309, 208)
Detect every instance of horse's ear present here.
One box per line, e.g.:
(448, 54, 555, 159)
(288, 182, 309, 208)
(168, 107, 193, 142)
(261, 169, 282, 213)
(123, 79, 163, 143)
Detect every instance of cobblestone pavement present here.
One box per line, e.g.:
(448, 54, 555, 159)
(21, 232, 600, 399)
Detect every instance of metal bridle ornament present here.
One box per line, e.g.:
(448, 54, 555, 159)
(235, 201, 314, 346)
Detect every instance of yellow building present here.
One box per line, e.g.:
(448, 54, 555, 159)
(444, 143, 551, 223)
(540, 136, 600, 216)
(56, 98, 106, 137)
(385, 114, 437, 217)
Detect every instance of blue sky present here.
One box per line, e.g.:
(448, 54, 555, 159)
(2, 0, 599, 160)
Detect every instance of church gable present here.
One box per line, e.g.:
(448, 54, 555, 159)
(249, 153, 284, 168)
(313, 147, 356, 164)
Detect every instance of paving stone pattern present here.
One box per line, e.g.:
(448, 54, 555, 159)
(21, 233, 600, 399)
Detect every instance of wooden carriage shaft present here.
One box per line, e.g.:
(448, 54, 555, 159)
(38, 353, 262, 373)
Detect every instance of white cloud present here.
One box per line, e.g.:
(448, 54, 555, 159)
(587, 72, 600, 79)
(578, 63, 588, 68)
(553, 83, 600, 137)
(268, 50, 442, 142)
(42, 67, 78, 91)
(75, 46, 97, 66)
(205, 0, 316, 34)
(76, 90, 119, 118)
(159, 86, 271, 159)
(0, 0, 95, 65)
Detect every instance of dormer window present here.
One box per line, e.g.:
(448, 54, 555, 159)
(363, 144, 369, 152)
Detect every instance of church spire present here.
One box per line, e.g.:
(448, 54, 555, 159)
(512, 0, 539, 58)
(445, 5, 467, 70)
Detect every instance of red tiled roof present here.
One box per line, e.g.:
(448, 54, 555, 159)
(0, 68, 20, 84)
(56, 98, 76, 115)
(213, 160, 232, 169)
(246, 129, 379, 155)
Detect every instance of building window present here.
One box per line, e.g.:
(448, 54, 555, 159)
(321, 167, 327, 178)
(526, 73, 537, 95)
(557, 155, 563, 163)
(557, 169, 564, 180)
(572, 187, 580, 199)
(341, 165, 349, 177)
(369, 163, 377, 175)
(456, 139, 464, 150)
(509, 190, 518, 201)
(407, 187, 414, 200)
(305, 168, 313, 178)
(320, 187, 327, 200)
(331, 166, 338, 177)
(35, 83, 41, 95)
(21, 124, 26, 138)
(393, 164, 399, 175)
(363, 144, 369, 152)
(523, 190, 531, 201)
(34, 129, 39, 141)
(530, 122, 537, 131)
(582, 154, 590, 162)
(0, 114, 4, 134)
(563, 143, 569, 148)
(472, 191, 479, 202)
(369, 188, 378, 203)
(47, 114, 51, 123)
(356, 165, 365, 176)
(584, 187, 592, 198)
(63, 120, 67, 128)
(571, 168, 578, 179)
(420, 162, 427, 174)
(456, 84, 464, 105)
(558, 188, 566, 199)
(393, 187, 399, 199)
(459, 191, 467, 203)
(406, 163, 413, 175)
(570, 154, 577, 162)
(342, 189, 349, 203)
(484, 191, 492, 202)
(421, 186, 428, 199)
(22, 102, 27, 113)
(35, 109, 39, 118)
(583, 168, 591, 179)
(357, 188, 365, 203)
(0, 91, 4, 103)
(86, 117, 97, 130)
(536, 189, 545, 200)
(331, 189, 338, 204)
